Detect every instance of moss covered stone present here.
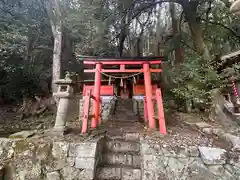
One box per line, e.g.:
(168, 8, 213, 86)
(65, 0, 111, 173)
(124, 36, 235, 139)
(9, 130, 35, 139)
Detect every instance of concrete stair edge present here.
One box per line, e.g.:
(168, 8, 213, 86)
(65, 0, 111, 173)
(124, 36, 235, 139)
(96, 166, 141, 180)
(101, 152, 141, 168)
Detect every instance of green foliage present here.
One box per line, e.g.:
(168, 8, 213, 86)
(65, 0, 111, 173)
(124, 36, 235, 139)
(0, 51, 50, 102)
(0, 0, 240, 108)
(0, 0, 52, 102)
(164, 51, 221, 110)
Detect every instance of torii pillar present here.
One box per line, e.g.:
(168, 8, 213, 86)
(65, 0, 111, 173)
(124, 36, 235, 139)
(91, 63, 102, 128)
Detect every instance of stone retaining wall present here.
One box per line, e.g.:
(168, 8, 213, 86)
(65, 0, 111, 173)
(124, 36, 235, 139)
(1, 132, 239, 180)
(0, 136, 105, 180)
(66, 95, 116, 123)
(66, 95, 81, 122)
(133, 96, 158, 119)
(140, 136, 240, 180)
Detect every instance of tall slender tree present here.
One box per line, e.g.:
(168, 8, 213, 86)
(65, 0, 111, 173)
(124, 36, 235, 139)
(46, 0, 62, 95)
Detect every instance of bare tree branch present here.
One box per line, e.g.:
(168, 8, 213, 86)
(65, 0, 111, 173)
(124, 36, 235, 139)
(201, 18, 240, 38)
(180, 40, 197, 53)
(205, 0, 213, 25)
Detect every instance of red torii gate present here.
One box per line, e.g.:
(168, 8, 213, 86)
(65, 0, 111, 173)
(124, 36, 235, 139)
(82, 57, 166, 134)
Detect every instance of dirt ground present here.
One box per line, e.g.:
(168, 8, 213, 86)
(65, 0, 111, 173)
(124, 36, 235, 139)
(0, 105, 55, 137)
(0, 106, 237, 153)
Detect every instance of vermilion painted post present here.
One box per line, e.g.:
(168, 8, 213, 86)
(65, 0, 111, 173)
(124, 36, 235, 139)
(91, 63, 102, 128)
(156, 88, 166, 134)
(82, 90, 91, 133)
(143, 63, 155, 129)
(144, 97, 148, 122)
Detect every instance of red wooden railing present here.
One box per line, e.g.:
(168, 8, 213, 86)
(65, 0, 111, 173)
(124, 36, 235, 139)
(144, 88, 166, 134)
(81, 90, 91, 133)
(156, 88, 166, 134)
(81, 90, 102, 133)
(83, 85, 114, 96)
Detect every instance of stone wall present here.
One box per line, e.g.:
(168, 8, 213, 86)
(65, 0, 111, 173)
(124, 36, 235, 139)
(0, 136, 105, 180)
(140, 136, 240, 180)
(133, 96, 158, 119)
(66, 95, 81, 123)
(133, 96, 144, 117)
(78, 96, 116, 123)
(66, 95, 116, 123)
(1, 132, 239, 180)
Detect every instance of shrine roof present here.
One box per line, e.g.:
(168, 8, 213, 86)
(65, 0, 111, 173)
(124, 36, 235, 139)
(77, 55, 164, 61)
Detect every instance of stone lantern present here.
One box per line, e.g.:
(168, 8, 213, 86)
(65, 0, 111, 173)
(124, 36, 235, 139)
(53, 73, 76, 132)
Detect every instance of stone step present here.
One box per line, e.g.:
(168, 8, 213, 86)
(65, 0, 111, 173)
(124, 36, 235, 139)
(111, 119, 138, 122)
(115, 104, 133, 108)
(116, 99, 133, 103)
(114, 108, 133, 111)
(113, 115, 136, 118)
(115, 107, 133, 109)
(112, 118, 138, 121)
(96, 166, 141, 180)
(105, 139, 140, 154)
(115, 105, 133, 108)
(105, 133, 140, 141)
(114, 110, 134, 113)
(101, 152, 141, 168)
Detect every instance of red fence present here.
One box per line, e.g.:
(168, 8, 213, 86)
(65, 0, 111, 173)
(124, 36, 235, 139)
(133, 85, 157, 96)
(143, 88, 166, 134)
(81, 90, 102, 133)
(83, 85, 114, 96)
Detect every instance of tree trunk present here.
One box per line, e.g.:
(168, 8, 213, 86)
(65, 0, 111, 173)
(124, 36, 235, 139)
(181, 1, 210, 61)
(118, 16, 128, 57)
(155, 10, 161, 56)
(170, 2, 184, 64)
(119, 32, 126, 57)
(52, 25, 62, 94)
(188, 21, 210, 61)
(46, 0, 63, 95)
(117, 0, 133, 57)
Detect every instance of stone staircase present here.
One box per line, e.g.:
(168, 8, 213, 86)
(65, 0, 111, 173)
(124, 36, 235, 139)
(95, 133, 142, 180)
(94, 99, 142, 180)
(113, 99, 139, 122)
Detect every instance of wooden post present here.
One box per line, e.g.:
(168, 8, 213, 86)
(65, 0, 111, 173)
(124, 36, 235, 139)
(82, 90, 91, 133)
(91, 63, 102, 128)
(156, 88, 166, 134)
(143, 63, 155, 129)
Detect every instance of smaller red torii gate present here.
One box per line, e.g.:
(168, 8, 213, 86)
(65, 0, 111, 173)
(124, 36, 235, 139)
(81, 57, 166, 134)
